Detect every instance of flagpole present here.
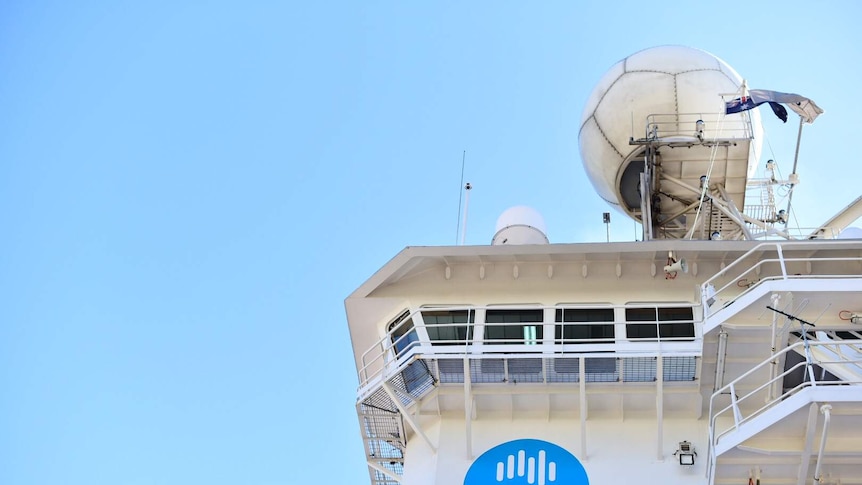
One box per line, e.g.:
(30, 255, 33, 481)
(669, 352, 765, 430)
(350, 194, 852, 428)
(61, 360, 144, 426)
(790, 115, 804, 175)
(784, 116, 804, 227)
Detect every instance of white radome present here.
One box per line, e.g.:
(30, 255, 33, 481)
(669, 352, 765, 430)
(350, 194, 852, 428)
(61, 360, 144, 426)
(578, 45, 763, 215)
(491, 205, 550, 245)
(838, 227, 862, 239)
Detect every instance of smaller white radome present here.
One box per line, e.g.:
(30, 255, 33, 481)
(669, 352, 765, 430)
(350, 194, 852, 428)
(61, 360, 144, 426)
(838, 227, 862, 239)
(492, 206, 550, 245)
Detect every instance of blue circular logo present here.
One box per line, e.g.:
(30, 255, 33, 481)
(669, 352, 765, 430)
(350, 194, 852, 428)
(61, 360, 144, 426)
(464, 439, 588, 485)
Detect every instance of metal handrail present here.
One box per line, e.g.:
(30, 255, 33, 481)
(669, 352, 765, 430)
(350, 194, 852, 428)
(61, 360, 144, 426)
(357, 303, 701, 392)
(644, 112, 753, 141)
(700, 240, 862, 318)
(358, 305, 477, 385)
(706, 339, 862, 482)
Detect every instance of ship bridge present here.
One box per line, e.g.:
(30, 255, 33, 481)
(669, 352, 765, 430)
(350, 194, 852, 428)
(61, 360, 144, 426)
(346, 239, 862, 485)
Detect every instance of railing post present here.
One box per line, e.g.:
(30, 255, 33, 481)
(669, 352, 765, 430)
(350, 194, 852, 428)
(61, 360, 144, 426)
(775, 243, 787, 279)
(806, 358, 818, 386)
(802, 333, 818, 387)
(706, 424, 716, 483)
(729, 383, 742, 427)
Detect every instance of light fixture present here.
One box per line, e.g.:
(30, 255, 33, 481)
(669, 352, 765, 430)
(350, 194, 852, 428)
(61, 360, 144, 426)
(674, 441, 696, 465)
(664, 251, 688, 279)
(766, 159, 776, 181)
(842, 310, 862, 324)
(711, 231, 721, 240)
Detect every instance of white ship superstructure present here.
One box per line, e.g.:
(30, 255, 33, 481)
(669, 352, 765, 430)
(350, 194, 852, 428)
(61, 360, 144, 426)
(345, 46, 862, 485)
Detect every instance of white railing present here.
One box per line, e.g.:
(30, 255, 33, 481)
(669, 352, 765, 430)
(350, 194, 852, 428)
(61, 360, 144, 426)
(700, 240, 862, 319)
(357, 303, 701, 395)
(706, 339, 862, 482)
(644, 112, 753, 142)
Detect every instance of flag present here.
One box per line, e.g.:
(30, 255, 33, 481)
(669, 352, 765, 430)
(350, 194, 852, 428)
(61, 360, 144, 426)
(725, 89, 823, 123)
(766, 102, 788, 123)
(725, 96, 786, 121)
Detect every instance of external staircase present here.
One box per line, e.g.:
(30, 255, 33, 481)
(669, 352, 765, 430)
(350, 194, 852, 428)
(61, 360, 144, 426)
(702, 242, 862, 485)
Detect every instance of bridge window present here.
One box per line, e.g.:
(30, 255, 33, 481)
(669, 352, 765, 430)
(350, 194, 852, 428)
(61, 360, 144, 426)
(422, 310, 474, 345)
(388, 311, 419, 356)
(555, 308, 615, 344)
(625, 306, 694, 340)
(388, 311, 433, 394)
(485, 309, 544, 345)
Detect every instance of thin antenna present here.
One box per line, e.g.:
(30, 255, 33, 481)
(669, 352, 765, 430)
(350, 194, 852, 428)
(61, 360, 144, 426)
(461, 183, 472, 245)
(767, 305, 815, 327)
(767, 305, 816, 379)
(455, 150, 466, 244)
(603, 212, 611, 243)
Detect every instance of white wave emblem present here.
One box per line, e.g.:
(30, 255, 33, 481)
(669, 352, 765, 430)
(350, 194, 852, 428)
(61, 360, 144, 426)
(494, 449, 556, 484)
(464, 439, 587, 485)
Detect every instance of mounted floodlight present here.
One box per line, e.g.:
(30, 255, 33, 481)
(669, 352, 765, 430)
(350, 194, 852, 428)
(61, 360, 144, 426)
(674, 441, 696, 465)
(841, 310, 862, 324)
(695, 119, 704, 141)
(700, 175, 707, 188)
(711, 231, 721, 240)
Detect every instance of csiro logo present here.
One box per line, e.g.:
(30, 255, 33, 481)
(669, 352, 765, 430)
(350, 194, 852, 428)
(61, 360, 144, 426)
(464, 439, 588, 485)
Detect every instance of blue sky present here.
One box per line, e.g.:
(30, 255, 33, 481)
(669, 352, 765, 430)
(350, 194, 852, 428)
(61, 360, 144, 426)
(1, 1, 860, 484)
